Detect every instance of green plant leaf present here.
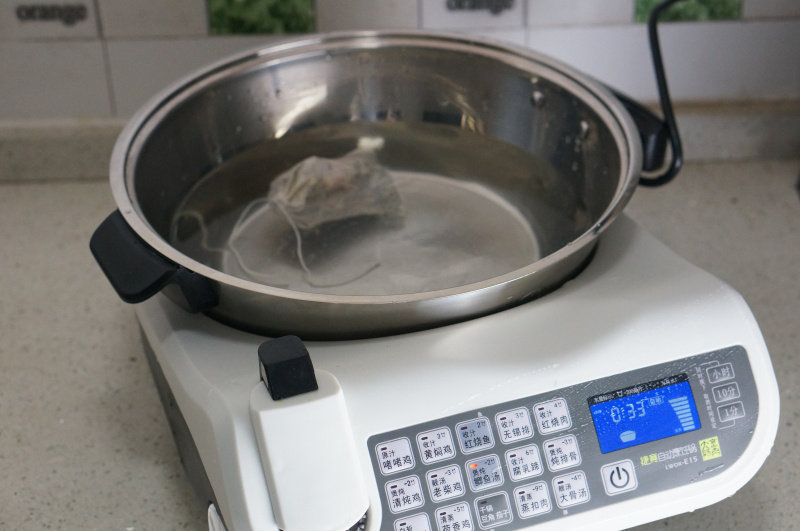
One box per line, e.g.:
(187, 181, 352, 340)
(208, 0, 314, 35)
(635, 0, 741, 23)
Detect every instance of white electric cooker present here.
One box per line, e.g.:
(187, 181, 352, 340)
(137, 214, 779, 531)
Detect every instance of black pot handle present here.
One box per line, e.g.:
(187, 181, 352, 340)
(90, 210, 218, 312)
(617, 0, 684, 187)
(614, 90, 675, 179)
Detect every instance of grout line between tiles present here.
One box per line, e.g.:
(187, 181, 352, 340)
(93, 0, 118, 116)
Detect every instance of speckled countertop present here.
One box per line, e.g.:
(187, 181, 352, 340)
(1, 158, 798, 530)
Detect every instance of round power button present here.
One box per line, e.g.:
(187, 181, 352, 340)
(601, 459, 638, 495)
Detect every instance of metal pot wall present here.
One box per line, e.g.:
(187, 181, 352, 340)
(91, 31, 676, 339)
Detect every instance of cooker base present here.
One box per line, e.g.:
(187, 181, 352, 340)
(137, 215, 778, 530)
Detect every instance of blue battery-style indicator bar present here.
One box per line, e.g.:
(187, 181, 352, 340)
(669, 396, 697, 431)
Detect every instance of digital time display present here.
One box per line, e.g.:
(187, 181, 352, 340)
(588, 373, 701, 454)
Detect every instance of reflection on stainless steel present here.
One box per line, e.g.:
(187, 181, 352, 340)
(111, 32, 641, 338)
(274, 84, 327, 138)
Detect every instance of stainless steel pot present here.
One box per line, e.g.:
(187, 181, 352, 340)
(91, 31, 677, 339)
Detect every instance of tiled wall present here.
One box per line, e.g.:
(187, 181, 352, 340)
(1, 0, 799, 120)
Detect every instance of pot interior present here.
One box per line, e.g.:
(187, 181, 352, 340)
(125, 36, 626, 297)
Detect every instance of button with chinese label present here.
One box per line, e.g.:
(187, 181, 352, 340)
(717, 401, 746, 422)
(385, 475, 425, 514)
(474, 492, 513, 529)
(505, 444, 544, 481)
(601, 459, 638, 496)
(434, 501, 473, 531)
(706, 362, 735, 384)
(495, 407, 534, 444)
(543, 434, 581, 472)
(552, 470, 591, 509)
(417, 427, 457, 465)
(533, 398, 572, 435)
(513, 481, 552, 519)
(455, 416, 495, 455)
(394, 513, 432, 531)
(465, 454, 504, 492)
(712, 382, 740, 403)
(426, 464, 466, 503)
(376, 437, 416, 475)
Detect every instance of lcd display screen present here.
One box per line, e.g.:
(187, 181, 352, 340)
(588, 374, 701, 454)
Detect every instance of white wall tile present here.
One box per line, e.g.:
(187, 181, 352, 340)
(527, 25, 655, 100)
(526, 20, 800, 103)
(107, 36, 281, 116)
(0, 41, 111, 119)
(743, 0, 800, 19)
(422, 0, 524, 29)
(0, 1, 99, 40)
(527, 0, 633, 27)
(315, 0, 419, 31)
(97, 0, 208, 38)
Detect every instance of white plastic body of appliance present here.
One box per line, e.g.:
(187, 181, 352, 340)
(137, 215, 779, 531)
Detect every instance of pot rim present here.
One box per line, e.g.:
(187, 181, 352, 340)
(109, 30, 642, 305)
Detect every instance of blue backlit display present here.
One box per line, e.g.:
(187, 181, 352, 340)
(588, 374, 701, 454)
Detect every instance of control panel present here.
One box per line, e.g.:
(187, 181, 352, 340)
(367, 346, 758, 530)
